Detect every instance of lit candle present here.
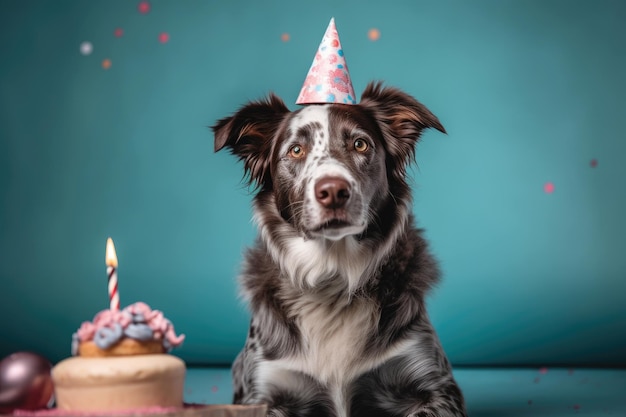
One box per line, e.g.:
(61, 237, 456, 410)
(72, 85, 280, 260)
(105, 238, 120, 311)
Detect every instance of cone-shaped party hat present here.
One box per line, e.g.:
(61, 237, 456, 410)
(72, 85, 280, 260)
(296, 18, 356, 105)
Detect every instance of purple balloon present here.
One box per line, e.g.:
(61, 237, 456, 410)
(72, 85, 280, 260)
(0, 352, 54, 413)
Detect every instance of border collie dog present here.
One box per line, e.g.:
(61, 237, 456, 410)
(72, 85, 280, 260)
(212, 82, 467, 417)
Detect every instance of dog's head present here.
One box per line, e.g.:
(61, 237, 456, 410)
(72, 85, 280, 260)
(213, 82, 445, 242)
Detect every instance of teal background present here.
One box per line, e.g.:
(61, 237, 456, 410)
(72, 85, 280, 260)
(1, 0, 625, 367)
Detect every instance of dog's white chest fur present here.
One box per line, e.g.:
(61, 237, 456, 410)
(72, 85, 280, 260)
(258, 235, 380, 383)
(291, 294, 377, 383)
(256, 290, 414, 417)
(257, 295, 377, 417)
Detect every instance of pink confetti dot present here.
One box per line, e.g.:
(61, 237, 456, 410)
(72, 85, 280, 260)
(114, 28, 124, 38)
(102, 58, 112, 70)
(138, 1, 150, 14)
(281, 33, 290, 42)
(590, 158, 598, 168)
(573, 404, 581, 410)
(544, 182, 555, 194)
(211, 385, 219, 392)
(158, 32, 170, 43)
(368, 28, 381, 41)
(539, 366, 549, 374)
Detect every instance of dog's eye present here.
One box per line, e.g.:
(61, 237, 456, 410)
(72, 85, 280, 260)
(288, 145, 306, 159)
(354, 138, 369, 153)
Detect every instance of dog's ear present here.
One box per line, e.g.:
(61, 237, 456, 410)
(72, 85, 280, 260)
(360, 82, 445, 175)
(212, 94, 290, 188)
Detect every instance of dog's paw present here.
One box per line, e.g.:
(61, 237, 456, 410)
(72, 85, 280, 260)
(408, 412, 435, 417)
(267, 408, 288, 417)
(407, 409, 467, 417)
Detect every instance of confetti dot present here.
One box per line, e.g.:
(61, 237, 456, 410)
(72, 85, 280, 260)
(368, 28, 381, 41)
(211, 385, 219, 393)
(590, 158, 598, 168)
(158, 32, 170, 43)
(533, 377, 541, 383)
(539, 366, 549, 374)
(573, 404, 581, 410)
(281, 33, 290, 42)
(114, 28, 124, 37)
(102, 59, 112, 70)
(528, 400, 533, 405)
(80, 41, 93, 55)
(544, 182, 555, 194)
(138, 1, 150, 14)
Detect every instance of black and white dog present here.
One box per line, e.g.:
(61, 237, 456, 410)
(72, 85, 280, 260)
(212, 82, 467, 417)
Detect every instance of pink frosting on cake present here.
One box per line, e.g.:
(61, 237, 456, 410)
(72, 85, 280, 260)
(72, 302, 184, 354)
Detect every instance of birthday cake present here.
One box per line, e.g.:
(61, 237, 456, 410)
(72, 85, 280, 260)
(51, 302, 186, 412)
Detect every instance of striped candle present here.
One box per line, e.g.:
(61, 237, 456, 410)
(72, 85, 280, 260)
(105, 237, 120, 311)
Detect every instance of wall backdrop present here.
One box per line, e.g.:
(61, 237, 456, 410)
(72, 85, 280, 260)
(1, 0, 625, 366)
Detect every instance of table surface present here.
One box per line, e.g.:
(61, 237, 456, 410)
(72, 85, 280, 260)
(185, 366, 626, 416)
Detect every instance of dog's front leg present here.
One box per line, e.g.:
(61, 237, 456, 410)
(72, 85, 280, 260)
(249, 366, 337, 417)
(407, 406, 467, 417)
(351, 357, 467, 417)
(405, 381, 467, 417)
(406, 405, 467, 416)
(266, 406, 291, 417)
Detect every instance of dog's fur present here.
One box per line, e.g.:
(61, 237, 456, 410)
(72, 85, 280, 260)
(212, 82, 467, 417)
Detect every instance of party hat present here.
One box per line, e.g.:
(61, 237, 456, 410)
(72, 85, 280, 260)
(296, 18, 356, 105)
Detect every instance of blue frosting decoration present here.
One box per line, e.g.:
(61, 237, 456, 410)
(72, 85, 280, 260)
(94, 322, 123, 349)
(124, 323, 154, 341)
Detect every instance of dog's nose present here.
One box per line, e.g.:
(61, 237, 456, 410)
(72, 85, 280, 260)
(315, 177, 351, 209)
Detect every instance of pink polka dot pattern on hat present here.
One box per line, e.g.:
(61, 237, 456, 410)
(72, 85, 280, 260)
(296, 18, 356, 105)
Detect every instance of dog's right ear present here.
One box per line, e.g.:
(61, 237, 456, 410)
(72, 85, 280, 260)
(212, 94, 290, 187)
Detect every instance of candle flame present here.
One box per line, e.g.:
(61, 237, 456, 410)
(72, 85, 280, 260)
(105, 237, 118, 268)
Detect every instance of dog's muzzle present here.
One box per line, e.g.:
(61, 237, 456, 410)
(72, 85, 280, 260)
(308, 176, 366, 240)
(315, 176, 351, 210)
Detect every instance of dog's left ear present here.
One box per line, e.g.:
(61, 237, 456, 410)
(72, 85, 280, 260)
(212, 94, 290, 188)
(360, 82, 446, 172)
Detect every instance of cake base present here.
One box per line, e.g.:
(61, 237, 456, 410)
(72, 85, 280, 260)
(8, 404, 268, 417)
(51, 355, 185, 412)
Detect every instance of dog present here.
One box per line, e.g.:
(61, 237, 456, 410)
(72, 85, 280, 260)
(212, 82, 467, 417)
